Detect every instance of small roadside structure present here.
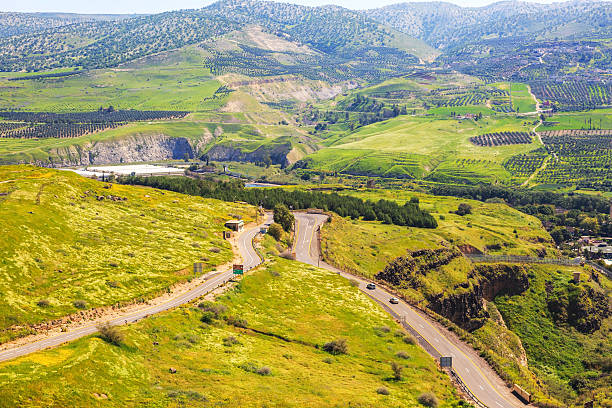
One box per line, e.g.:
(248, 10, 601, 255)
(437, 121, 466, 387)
(225, 219, 244, 232)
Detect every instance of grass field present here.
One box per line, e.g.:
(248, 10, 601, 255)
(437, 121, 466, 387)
(0, 47, 225, 112)
(320, 189, 555, 293)
(493, 83, 537, 114)
(539, 108, 612, 130)
(0, 166, 255, 343)
(305, 115, 541, 183)
(0, 257, 463, 407)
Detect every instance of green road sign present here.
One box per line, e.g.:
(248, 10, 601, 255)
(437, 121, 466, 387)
(233, 264, 244, 275)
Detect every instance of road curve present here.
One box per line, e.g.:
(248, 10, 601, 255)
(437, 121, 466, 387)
(0, 213, 272, 364)
(293, 212, 524, 408)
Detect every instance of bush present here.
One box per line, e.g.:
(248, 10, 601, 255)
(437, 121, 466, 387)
(456, 203, 472, 216)
(349, 279, 360, 287)
(222, 336, 240, 347)
(376, 387, 390, 395)
(97, 323, 124, 346)
(73, 299, 88, 309)
(224, 315, 248, 328)
(403, 334, 417, 345)
(36, 299, 51, 308)
(396, 351, 410, 359)
(198, 302, 227, 319)
(256, 366, 271, 376)
(391, 361, 403, 381)
(209, 247, 221, 253)
(200, 312, 215, 324)
(322, 338, 348, 355)
(418, 392, 439, 408)
(268, 223, 283, 241)
(279, 250, 296, 260)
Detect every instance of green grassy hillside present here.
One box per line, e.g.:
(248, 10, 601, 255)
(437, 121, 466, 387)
(0, 166, 254, 343)
(0, 257, 463, 407)
(319, 189, 611, 406)
(301, 115, 540, 183)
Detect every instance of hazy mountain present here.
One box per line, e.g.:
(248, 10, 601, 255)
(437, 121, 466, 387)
(0, 12, 134, 38)
(365, 0, 612, 48)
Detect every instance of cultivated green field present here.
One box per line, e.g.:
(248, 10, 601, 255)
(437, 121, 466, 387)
(0, 166, 254, 343)
(539, 108, 612, 130)
(304, 115, 540, 183)
(493, 82, 537, 114)
(0, 47, 225, 112)
(0, 257, 462, 407)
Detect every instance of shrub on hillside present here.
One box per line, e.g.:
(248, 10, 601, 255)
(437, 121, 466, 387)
(322, 338, 348, 355)
(391, 361, 403, 381)
(418, 392, 439, 408)
(376, 387, 390, 395)
(97, 323, 124, 346)
(73, 299, 87, 309)
(455, 203, 472, 216)
(268, 223, 283, 241)
(36, 299, 51, 308)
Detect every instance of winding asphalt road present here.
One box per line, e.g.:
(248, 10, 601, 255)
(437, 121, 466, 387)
(0, 213, 272, 364)
(293, 212, 524, 408)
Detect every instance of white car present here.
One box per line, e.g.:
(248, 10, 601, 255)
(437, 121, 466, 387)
(389, 297, 399, 304)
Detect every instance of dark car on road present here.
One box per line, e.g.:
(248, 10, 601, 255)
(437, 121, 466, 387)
(366, 283, 376, 290)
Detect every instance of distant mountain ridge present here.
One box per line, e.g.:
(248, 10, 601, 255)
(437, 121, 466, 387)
(364, 0, 612, 48)
(0, 12, 135, 38)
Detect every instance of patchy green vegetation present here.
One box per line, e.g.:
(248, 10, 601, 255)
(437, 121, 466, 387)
(319, 188, 611, 406)
(0, 166, 254, 343)
(0, 258, 462, 408)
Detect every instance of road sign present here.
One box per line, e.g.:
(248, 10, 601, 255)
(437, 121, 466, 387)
(193, 262, 203, 274)
(440, 356, 452, 368)
(233, 264, 244, 275)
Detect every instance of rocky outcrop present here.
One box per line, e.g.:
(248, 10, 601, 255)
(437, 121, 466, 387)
(206, 141, 293, 167)
(376, 251, 530, 331)
(547, 282, 610, 334)
(428, 264, 529, 331)
(36, 133, 212, 167)
(375, 248, 463, 287)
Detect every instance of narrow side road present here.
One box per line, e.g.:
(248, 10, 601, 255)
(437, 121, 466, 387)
(0, 213, 272, 364)
(293, 212, 524, 408)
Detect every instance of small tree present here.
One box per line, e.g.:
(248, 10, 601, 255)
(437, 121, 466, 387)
(98, 323, 124, 346)
(456, 203, 472, 216)
(273, 204, 294, 232)
(418, 392, 439, 408)
(322, 339, 348, 355)
(391, 361, 403, 381)
(268, 223, 283, 241)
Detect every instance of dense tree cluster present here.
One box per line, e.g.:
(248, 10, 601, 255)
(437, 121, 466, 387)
(470, 132, 534, 147)
(537, 130, 611, 191)
(118, 175, 438, 228)
(428, 183, 611, 214)
(530, 82, 612, 111)
(0, 109, 188, 124)
(0, 122, 121, 139)
(8, 70, 81, 81)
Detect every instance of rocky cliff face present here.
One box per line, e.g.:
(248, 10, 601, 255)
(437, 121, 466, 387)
(36, 133, 212, 167)
(428, 264, 529, 331)
(376, 250, 530, 331)
(206, 141, 293, 167)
